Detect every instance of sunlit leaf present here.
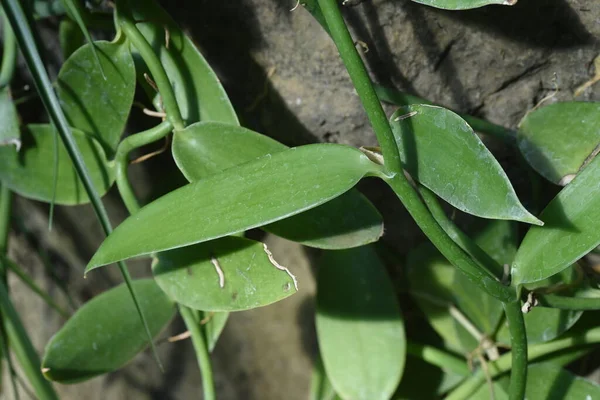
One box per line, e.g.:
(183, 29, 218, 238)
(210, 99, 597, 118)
(87, 144, 384, 270)
(57, 38, 135, 154)
(42, 279, 175, 383)
(518, 102, 600, 185)
(512, 154, 600, 285)
(172, 122, 384, 249)
(316, 246, 405, 400)
(390, 105, 541, 225)
(410, 0, 515, 10)
(0, 88, 20, 149)
(153, 236, 297, 311)
(120, 0, 238, 125)
(0, 124, 114, 205)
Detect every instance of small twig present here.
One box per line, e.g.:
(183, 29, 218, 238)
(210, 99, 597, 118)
(130, 136, 170, 165)
(574, 55, 600, 97)
(142, 108, 167, 118)
(167, 330, 191, 343)
(210, 256, 225, 288)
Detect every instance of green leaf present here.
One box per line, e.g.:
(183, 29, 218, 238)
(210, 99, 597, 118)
(57, 39, 135, 154)
(122, 0, 238, 125)
(390, 104, 541, 225)
(406, 243, 474, 354)
(518, 102, 600, 185)
(310, 355, 341, 400)
(152, 236, 297, 311)
(42, 279, 175, 383)
(172, 122, 384, 249)
(512, 154, 600, 285)
(202, 311, 228, 352)
(0, 88, 20, 149)
(524, 363, 600, 399)
(316, 246, 405, 400)
(87, 144, 384, 270)
(498, 267, 582, 344)
(518, 102, 600, 186)
(410, 0, 515, 10)
(395, 355, 466, 398)
(0, 124, 114, 205)
(59, 17, 85, 59)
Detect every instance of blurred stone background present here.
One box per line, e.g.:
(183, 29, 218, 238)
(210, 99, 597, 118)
(2, 0, 599, 398)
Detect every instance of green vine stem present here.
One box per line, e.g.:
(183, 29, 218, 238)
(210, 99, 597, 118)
(179, 306, 216, 400)
(0, 9, 17, 88)
(0, 186, 11, 280)
(117, 0, 185, 131)
(447, 324, 600, 400)
(115, 120, 174, 214)
(0, 0, 162, 370)
(316, 0, 514, 303)
(536, 293, 600, 310)
(419, 186, 503, 278)
(406, 342, 470, 377)
(504, 301, 527, 400)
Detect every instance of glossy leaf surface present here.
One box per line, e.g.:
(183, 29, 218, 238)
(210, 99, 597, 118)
(88, 144, 383, 270)
(172, 122, 384, 249)
(390, 105, 541, 225)
(42, 279, 175, 383)
(411, 0, 515, 10)
(57, 39, 135, 154)
(316, 246, 405, 400)
(0, 88, 20, 149)
(518, 102, 600, 185)
(0, 124, 114, 205)
(122, 0, 238, 125)
(153, 236, 297, 311)
(512, 154, 600, 285)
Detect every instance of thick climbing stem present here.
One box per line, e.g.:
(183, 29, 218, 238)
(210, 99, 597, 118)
(0, 9, 17, 88)
(179, 306, 216, 400)
(117, 0, 184, 130)
(115, 120, 173, 214)
(0, 0, 162, 370)
(504, 301, 527, 400)
(316, 0, 514, 302)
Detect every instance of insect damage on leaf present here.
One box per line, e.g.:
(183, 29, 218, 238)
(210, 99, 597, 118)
(263, 243, 298, 291)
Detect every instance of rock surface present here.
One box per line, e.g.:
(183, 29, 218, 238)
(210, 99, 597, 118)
(2, 0, 599, 399)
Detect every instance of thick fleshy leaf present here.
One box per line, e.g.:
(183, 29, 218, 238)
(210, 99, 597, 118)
(512, 154, 600, 285)
(524, 363, 600, 399)
(57, 39, 135, 154)
(518, 102, 600, 185)
(395, 355, 465, 398)
(42, 279, 175, 383)
(0, 88, 20, 149)
(411, 0, 515, 10)
(87, 144, 384, 270)
(203, 311, 228, 352)
(172, 122, 384, 249)
(390, 105, 541, 225)
(152, 236, 297, 311)
(121, 0, 238, 125)
(0, 124, 114, 205)
(316, 246, 405, 400)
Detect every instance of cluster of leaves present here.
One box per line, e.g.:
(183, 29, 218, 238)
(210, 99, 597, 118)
(0, 0, 599, 399)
